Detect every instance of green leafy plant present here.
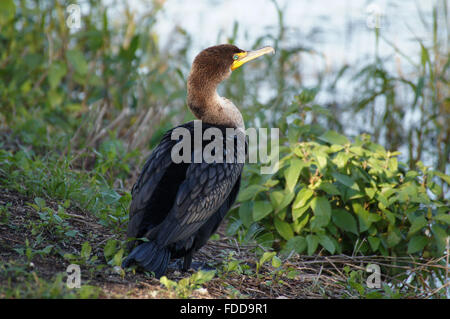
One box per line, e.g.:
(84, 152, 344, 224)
(0, 202, 11, 224)
(159, 270, 216, 298)
(63, 241, 98, 266)
(27, 197, 79, 241)
(231, 94, 449, 259)
(14, 239, 54, 264)
(103, 239, 125, 268)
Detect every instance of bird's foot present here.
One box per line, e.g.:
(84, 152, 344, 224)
(168, 259, 183, 269)
(183, 261, 215, 272)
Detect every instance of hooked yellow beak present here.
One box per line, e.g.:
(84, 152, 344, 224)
(231, 46, 275, 71)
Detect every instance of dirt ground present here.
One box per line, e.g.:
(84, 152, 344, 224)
(1, 189, 343, 299)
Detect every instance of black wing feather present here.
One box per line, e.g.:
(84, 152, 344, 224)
(126, 121, 245, 259)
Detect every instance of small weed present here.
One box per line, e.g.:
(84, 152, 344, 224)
(219, 251, 253, 276)
(63, 241, 98, 267)
(13, 239, 53, 264)
(159, 270, 216, 298)
(0, 202, 11, 224)
(27, 197, 79, 242)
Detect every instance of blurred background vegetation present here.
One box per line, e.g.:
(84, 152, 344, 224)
(0, 0, 449, 297)
(0, 0, 448, 173)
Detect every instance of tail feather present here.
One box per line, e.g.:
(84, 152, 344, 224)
(122, 241, 170, 278)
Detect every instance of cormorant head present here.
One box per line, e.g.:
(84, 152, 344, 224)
(189, 44, 275, 85)
(187, 44, 275, 127)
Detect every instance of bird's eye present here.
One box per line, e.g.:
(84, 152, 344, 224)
(233, 55, 239, 60)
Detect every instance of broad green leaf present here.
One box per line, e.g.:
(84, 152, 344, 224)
(288, 125, 301, 146)
(407, 235, 428, 254)
(238, 184, 266, 201)
(226, 219, 242, 236)
(428, 181, 442, 197)
(318, 131, 349, 145)
(435, 214, 450, 225)
(272, 256, 282, 268)
(318, 182, 341, 196)
(238, 202, 253, 227)
(263, 179, 279, 188)
(67, 50, 88, 76)
(269, 191, 284, 209)
(256, 232, 274, 248)
(259, 251, 276, 265)
(272, 190, 295, 212)
(297, 88, 318, 104)
(293, 188, 314, 209)
(387, 231, 401, 248)
(279, 191, 295, 211)
(333, 152, 351, 168)
(332, 209, 358, 235)
(405, 171, 419, 181)
(365, 187, 376, 199)
(431, 225, 448, 254)
(48, 62, 67, 89)
(292, 205, 310, 221)
(284, 236, 307, 254)
(306, 234, 319, 255)
(193, 270, 216, 284)
(434, 171, 450, 185)
(368, 143, 387, 157)
(310, 196, 331, 228)
(368, 236, 381, 252)
(113, 249, 124, 267)
(103, 239, 117, 260)
(284, 158, 305, 192)
(252, 201, 273, 221)
(349, 146, 365, 156)
(332, 172, 360, 191)
(329, 144, 344, 153)
(352, 202, 376, 232)
(293, 214, 310, 234)
(274, 217, 294, 240)
(387, 157, 398, 172)
(408, 216, 428, 237)
(318, 234, 336, 254)
(314, 152, 328, 170)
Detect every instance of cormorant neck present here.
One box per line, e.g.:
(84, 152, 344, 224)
(187, 69, 244, 129)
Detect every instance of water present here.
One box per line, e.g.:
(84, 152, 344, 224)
(153, 0, 438, 69)
(104, 0, 447, 170)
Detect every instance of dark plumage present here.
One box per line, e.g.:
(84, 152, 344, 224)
(122, 44, 274, 277)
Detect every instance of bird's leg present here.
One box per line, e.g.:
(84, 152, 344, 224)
(181, 252, 215, 272)
(182, 251, 193, 271)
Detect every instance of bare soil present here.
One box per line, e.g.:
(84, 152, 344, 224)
(0, 189, 341, 299)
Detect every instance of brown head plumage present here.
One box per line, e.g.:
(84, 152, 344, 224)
(189, 44, 245, 87)
(186, 44, 275, 128)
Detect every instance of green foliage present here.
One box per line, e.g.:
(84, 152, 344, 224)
(160, 270, 216, 298)
(27, 197, 79, 241)
(0, 262, 100, 298)
(230, 94, 449, 259)
(339, 266, 426, 299)
(14, 239, 53, 264)
(0, 0, 448, 298)
(0, 148, 131, 234)
(103, 239, 125, 268)
(64, 241, 98, 266)
(0, 0, 188, 155)
(0, 202, 12, 225)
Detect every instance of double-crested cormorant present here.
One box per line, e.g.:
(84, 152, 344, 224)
(122, 44, 275, 277)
